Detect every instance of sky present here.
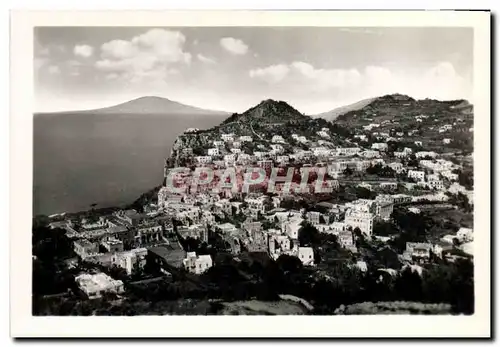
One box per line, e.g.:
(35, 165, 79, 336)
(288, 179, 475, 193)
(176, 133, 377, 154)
(34, 27, 473, 114)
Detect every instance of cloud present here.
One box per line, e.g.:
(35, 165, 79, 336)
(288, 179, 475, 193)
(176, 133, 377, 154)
(74, 44, 94, 58)
(197, 54, 216, 64)
(248, 61, 470, 102)
(47, 65, 61, 75)
(250, 61, 361, 90)
(67, 60, 83, 67)
(105, 73, 120, 80)
(220, 37, 249, 55)
(249, 64, 290, 83)
(290, 62, 362, 91)
(96, 29, 191, 84)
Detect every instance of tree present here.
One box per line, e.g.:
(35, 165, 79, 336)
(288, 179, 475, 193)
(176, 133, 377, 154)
(373, 221, 398, 237)
(298, 223, 320, 247)
(343, 167, 354, 177)
(355, 187, 375, 199)
(458, 169, 474, 190)
(407, 154, 419, 167)
(276, 254, 303, 274)
(394, 267, 423, 301)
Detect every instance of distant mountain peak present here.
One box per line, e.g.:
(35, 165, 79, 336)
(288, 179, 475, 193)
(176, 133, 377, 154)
(222, 99, 307, 124)
(246, 99, 305, 119)
(133, 95, 173, 102)
(44, 96, 231, 116)
(249, 99, 303, 114)
(377, 93, 415, 102)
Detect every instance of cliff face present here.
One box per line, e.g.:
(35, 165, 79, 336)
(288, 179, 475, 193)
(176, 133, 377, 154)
(169, 131, 213, 167)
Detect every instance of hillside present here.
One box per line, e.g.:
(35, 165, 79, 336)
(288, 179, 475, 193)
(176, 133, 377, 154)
(36, 96, 230, 116)
(166, 99, 354, 168)
(314, 97, 377, 121)
(334, 93, 474, 154)
(222, 99, 309, 125)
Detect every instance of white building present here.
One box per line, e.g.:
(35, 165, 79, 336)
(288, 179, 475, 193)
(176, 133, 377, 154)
(73, 239, 99, 259)
(317, 131, 330, 138)
(354, 134, 367, 141)
(338, 230, 355, 250)
(408, 170, 425, 181)
(245, 196, 268, 214)
(337, 147, 361, 156)
(330, 222, 346, 233)
(195, 156, 212, 164)
(298, 247, 315, 266)
(360, 150, 380, 159)
(207, 148, 219, 156)
(239, 135, 253, 142)
(443, 138, 452, 144)
(426, 174, 444, 190)
(297, 136, 308, 143)
(257, 159, 273, 170)
(388, 162, 404, 173)
(456, 227, 473, 242)
(272, 135, 286, 144)
(276, 155, 290, 164)
(112, 248, 148, 275)
(101, 238, 124, 253)
(416, 151, 438, 159)
(408, 207, 421, 214)
(371, 143, 388, 151)
(75, 272, 124, 299)
(307, 211, 321, 225)
(270, 144, 284, 153)
(312, 147, 331, 157)
(224, 154, 236, 166)
(221, 133, 235, 142)
(213, 140, 224, 147)
(345, 209, 374, 237)
(441, 170, 459, 181)
(356, 160, 372, 172)
(216, 223, 238, 234)
(375, 196, 394, 221)
(183, 252, 213, 274)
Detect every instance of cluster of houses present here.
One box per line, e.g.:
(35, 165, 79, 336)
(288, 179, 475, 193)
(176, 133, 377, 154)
(56, 115, 474, 299)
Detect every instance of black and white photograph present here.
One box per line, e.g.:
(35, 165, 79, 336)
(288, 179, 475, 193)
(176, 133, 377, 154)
(10, 10, 491, 338)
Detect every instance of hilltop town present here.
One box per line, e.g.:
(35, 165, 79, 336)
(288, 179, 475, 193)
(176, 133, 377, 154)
(32, 94, 474, 315)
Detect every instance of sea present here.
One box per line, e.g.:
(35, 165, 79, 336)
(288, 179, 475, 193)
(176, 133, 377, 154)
(33, 113, 226, 216)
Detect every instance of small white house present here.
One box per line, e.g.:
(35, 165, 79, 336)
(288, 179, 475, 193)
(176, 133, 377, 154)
(272, 135, 286, 144)
(298, 247, 315, 266)
(207, 148, 219, 156)
(183, 252, 213, 275)
(408, 170, 425, 182)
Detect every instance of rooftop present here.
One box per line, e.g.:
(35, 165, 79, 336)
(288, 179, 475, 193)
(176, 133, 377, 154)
(74, 239, 95, 248)
(148, 245, 185, 268)
(75, 272, 123, 292)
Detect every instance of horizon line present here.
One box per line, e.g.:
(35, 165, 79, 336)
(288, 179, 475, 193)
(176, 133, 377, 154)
(34, 93, 472, 115)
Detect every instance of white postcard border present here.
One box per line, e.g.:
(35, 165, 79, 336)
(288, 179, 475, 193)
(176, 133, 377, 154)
(10, 10, 491, 338)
